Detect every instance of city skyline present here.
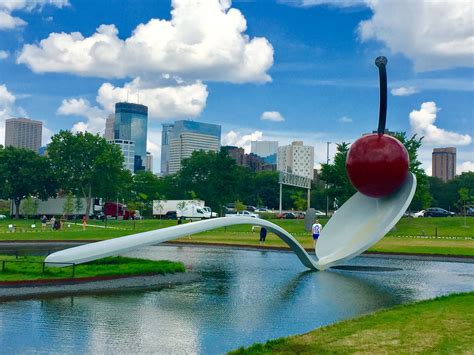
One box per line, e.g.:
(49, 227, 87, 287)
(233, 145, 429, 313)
(0, 0, 472, 175)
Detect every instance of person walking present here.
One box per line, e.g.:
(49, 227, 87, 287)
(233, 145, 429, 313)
(311, 219, 322, 248)
(259, 226, 267, 245)
(50, 216, 56, 230)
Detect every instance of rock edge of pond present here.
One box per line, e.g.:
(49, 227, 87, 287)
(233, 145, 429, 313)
(0, 272, 201, 302)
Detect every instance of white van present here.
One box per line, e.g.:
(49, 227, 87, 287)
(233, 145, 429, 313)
(177, 205, 208, 220)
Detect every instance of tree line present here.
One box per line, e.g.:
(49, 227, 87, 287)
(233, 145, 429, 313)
(0, 130, 472, 218)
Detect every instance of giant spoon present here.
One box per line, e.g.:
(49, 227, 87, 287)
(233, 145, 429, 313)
(46, 57, 416, 271)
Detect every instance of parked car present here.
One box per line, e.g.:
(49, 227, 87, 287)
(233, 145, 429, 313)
(165, 211, 177, 219)
(314, 210, 325, 216)
(467, 207, 474, 216)
(0, 214, 6, 219)
(246, 205, 257, 212)
(410, 210, 425, 218)
(424, 208, 455, 217)
(255, 207, 270, 212)
(225, 210, 260, 218)
(295, 212, 305, 219)
(277, 212, 297, 219)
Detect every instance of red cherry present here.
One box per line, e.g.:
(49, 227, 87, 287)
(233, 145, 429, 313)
(346, 134, 409, 198)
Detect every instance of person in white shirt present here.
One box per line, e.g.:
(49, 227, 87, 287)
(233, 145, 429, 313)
(311, 219, 322, 248)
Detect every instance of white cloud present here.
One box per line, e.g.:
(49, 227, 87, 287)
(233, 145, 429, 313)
(0, 83, 52, 147)
(458, 161, 474, 174)
(57, 77, 208, 135)
(261, 111, 285, 122)
(18, 0, 274, 83)
(391, 86, 418, 96)
(57, 98, 107, 134)
(222, 130, 263, 153)
(339, 116, 352, 123)
(0, 50, 9, 59)
(359, 0, 474, 71)
(97, 77, 208, 119)
(0, 0, 68, 30)
(409, 101, 472, 146)
(289, 0, 366, 7)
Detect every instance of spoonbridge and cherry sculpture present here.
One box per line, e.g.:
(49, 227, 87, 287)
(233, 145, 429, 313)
(45, 56, 416, 271)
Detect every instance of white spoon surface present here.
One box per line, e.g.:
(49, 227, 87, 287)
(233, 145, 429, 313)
(316, 173, 416, 270)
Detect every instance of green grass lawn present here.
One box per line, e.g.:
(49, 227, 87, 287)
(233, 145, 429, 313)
(0, 255, 185, 281)
(230, 292, 474, 354)
(0, 217, 472, 256)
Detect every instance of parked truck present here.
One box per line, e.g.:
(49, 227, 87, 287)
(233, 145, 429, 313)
(13, 198, 136, 219)
(13, 197, 102, 218)
(152, 200, 215, 219)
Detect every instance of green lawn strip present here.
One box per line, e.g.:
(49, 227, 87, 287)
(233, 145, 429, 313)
(0, 255, 185, 282)
(230, 292, 474, 354)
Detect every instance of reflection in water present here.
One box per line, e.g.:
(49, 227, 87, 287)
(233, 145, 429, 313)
(1, 246, 473, 354)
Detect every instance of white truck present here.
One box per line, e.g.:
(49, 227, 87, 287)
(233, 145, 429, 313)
(225, 210, 260, 218)
(13, 197, 102, 217)
(153, 200, 216, 219)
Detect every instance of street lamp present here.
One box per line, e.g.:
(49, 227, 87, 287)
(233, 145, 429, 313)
(326, 141, 331, 217)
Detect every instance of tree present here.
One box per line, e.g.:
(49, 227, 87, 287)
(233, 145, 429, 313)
(63, 193, 75, 216)
(176, 150, 239, 213)
(290, 191, 307, 211)
(21, 196, 39, 219)
(0, 146, 56, 218)
(235, 199, 245, 212)
(129, 171, 162, 216)
(47, 131, 127, 220)
(392, 132, 430, 210)
(320, 142, 356, 207)
(458, 187, 471, 226)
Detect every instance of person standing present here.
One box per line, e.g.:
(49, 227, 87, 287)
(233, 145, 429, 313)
(50, 216, 56, 230)
(311, 219, 322, 248)
(41, 215, 47, 230)
(259, 226, 267, 245)
(82, 215, 87, 231)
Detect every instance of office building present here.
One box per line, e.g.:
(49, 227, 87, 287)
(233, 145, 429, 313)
(251, 141, 278, 164)
(223, 146, 268, 172)
(114, 103, 148, 172)
(432, 147, 456, 182)
(160, 123, 174, 175)
(108, 139, 135, 172)
(104, 114, 115, 140)
(162, 120, 221, 175)
(146, 152, 153, 172)
(4, 118, 42, 152)
(277, 141, 314, 179)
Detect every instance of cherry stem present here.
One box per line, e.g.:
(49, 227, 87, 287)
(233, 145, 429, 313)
(375, 56, 388, 135)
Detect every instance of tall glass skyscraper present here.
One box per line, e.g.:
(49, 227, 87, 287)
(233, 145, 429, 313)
(161, 120, 221, 175)
(114, 103, 148, 172)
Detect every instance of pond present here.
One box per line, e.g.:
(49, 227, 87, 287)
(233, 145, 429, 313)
(1, 245, 473, 353)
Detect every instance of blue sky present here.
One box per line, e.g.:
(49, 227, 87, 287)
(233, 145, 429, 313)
(0, 0, 472, 174)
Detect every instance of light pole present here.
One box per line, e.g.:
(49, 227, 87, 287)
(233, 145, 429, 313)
(326, 142, 331, 217)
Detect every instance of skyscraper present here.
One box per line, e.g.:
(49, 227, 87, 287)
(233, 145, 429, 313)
(251, 140, 278, 163)
(4, 118, 42, 152)
(114, 103, 148, 173)
(432, 147, 456, 182)
(146, 152, 153, 172)
(162, 120, 221, 175)
(277, 141, 314, 179)
(160, 123, 174, 175)
(108, 139, 135, 172)
(104, 114, 115, 140)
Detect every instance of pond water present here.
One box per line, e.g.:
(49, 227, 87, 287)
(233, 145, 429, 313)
(1, 246, 473, 353)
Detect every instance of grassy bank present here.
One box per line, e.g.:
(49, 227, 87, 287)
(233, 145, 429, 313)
(231, 292, 474, 354)
(0, 217, 472, 256)
(0, 255, 185, 282)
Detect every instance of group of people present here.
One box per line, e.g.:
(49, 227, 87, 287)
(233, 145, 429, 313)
(40, 215, 88, 230)
(257, 218, 323, 248)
